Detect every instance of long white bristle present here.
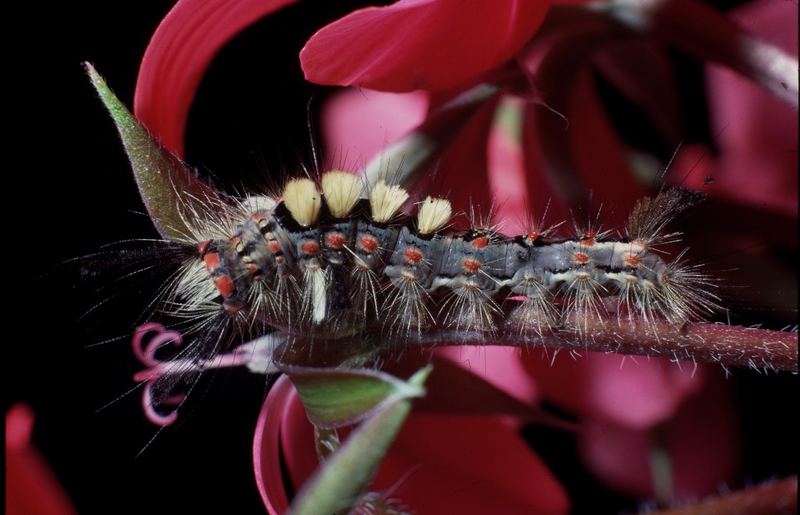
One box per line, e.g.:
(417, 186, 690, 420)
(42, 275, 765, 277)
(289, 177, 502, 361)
(283, 178, 321, 226)
(322, 171, 362, 218)
(417, 196, 452, 234)
(369, 180, 409, 223)
(301, 265, 328, 324)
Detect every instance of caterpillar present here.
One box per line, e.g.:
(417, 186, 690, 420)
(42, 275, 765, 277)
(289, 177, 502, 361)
(158, 171, 718, 351)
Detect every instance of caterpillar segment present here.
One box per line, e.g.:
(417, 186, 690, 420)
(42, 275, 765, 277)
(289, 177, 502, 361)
(183, 173, 716, 342)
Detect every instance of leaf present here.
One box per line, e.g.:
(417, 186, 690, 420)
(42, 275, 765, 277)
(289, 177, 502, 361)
(281, 365, 428, 429)
(85, 63, 220, 241)
(288, 366, 432, 515)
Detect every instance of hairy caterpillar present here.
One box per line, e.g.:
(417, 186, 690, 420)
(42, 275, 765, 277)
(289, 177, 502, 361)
(156, 171, 717, 350)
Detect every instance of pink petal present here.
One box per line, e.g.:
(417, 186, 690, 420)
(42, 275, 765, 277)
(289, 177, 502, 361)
(525, 353, 705, 429)
(134, 0, 297, 157)
(704, 1, 798, 217)
(488, 95, 531, 234)
(6, 404, 76, 515)
(431, 346, 540, 411)
(278, 378, 318, 492)
(301, 0, 550, 93)
(578, 371, 738, 499)
(253, 376, 297, 514)
(321, 88, 429, 170)
(372, 414, 570, 514)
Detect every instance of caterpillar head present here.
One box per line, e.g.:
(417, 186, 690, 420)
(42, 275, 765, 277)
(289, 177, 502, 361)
(195, 209, 284, 316)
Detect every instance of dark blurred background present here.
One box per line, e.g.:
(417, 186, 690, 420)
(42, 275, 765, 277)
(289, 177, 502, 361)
(8, 1, 797, 513)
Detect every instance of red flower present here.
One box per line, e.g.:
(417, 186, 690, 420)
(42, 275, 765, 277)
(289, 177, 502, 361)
(254, 355, 570, 515)
(130, 0, 795, 512)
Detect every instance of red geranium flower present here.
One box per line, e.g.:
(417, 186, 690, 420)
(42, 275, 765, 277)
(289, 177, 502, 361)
(125, 0, 796, 512)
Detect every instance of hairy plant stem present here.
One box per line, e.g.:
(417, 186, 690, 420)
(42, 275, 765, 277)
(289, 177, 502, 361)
(649, 476, 797, 515)
(276, 322, 797, 374)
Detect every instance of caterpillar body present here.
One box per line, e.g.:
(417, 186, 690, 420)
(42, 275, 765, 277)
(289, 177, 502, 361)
(165, 171, 717, 350)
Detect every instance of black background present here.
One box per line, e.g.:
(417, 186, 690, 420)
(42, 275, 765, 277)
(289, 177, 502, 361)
(10, 2, 371, 513)
(8, 1, 797, 514)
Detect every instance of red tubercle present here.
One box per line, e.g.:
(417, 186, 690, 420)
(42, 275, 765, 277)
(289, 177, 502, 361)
(358, 234, 380, 253)
(301, 240, 320, 256)
(203, 252, 221, 272)
(623, 253, 641, 267)
(268, 240, 282, 254)
(573, 252, 590, 265)
(462, 257, 482, 273)
(403, 247, 424, 265)
(471, 235, 490, 249)
(325, 232, 346, 249)
(214, 274, 235, 298)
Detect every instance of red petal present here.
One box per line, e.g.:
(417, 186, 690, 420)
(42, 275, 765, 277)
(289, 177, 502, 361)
(567, 69, 648, 227)
(579, 371, 738, 498)
(704, 0, 798, 217)
(593, 40, 681, 146)
(372, 414, 570, 514)
(417, 93, 500, 218)
(525, 353, 705, 429)
(6, 404, 76, 515)
(301, 0, 550, 93)
(431, 346, 540, 411)
(254, 371, 569, 513)
(134, 0, 297, 157)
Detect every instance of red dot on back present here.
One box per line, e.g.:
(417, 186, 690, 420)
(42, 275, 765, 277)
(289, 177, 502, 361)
(462, 257, 481, 273)
(214, 274, 235, 298)
(573, 252, 590, 265)
(623, 253, 641, 267)
(325, 232, 346, 249)
(359, 234, 379, 253)
(403, 247, 424, 265)
(471, 236, 489, 249)
(301, 240, 320, 256)
(203, 252, 221, 273)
